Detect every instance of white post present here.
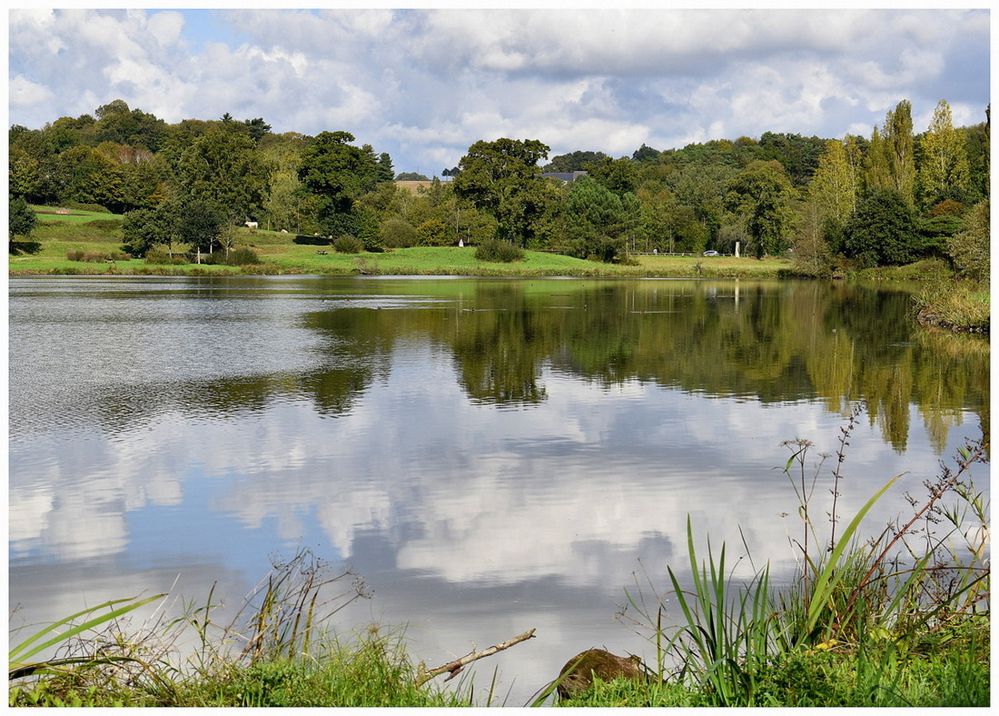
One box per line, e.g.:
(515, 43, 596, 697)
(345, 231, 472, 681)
(735, 241, 740, 258)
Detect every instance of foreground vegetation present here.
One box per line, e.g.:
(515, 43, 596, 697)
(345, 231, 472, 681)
(8, 553, 474, 708)
(565, 424, 990, 707)
(10, 416, 988, 707)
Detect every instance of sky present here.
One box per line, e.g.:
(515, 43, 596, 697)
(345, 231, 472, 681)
(6, 5, 991, 175)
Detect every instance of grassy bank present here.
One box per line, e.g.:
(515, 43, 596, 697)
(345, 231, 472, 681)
(8, 552, 475, 708)
(557, 644, 990, 707)
(10, 205, 791, 278)
(850, 258, 990, 334)
(913, 280, 990, 333)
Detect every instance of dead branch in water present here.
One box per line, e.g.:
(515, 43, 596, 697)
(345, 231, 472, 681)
(415, 628, 536, 686)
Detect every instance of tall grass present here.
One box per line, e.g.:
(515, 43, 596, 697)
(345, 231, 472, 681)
(913, 280, 990, 333)
(616, 409, 989, 707)
(8, 550, 471, 707)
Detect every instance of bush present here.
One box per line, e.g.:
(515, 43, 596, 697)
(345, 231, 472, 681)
(930, 199, 966, 217)
(475, 238, 524, 262)
(199, 248, 262, 265)
(380, 218, 419, 248)
(228, 247, 261, 265)
(144, 247, 187, 265)
(66, 250, 128, 262)
(333, 236, 364, 254)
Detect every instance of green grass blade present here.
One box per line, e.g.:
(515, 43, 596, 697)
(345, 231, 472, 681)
(9, 597, 144, 660)
(884, 549, 936, 619)
(9, 593, 165, 669)
(805, 474, 901, 636)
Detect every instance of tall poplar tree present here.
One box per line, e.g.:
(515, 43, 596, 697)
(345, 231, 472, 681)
(884, 100, 916, 205)
(864, 127, 892, 193)
(918, 99, 970, 207)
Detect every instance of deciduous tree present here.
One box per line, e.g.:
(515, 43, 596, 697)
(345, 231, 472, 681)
(8, 196, 36, 246)
(178, 127, 266, 223)
(121, 202, 178, 257)
(884, 100, 916, 205)
(808, 140, 856, 225)
(948, 200, 989, 281)
(844, 189, 919, 266)
(725, 160, 796, 258)
(298, 131, 377, 237)
(452, 137, 551, 246)
(918, 99, 970, 207)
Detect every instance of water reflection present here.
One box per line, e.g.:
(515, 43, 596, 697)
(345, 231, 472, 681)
(8, 276, 989, 703)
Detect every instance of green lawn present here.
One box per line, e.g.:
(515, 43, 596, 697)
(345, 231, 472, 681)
(30, 204, 123, 224)
(11, 211, 794, 277)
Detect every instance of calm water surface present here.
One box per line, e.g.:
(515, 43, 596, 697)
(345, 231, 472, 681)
(8, 276, 989, 703)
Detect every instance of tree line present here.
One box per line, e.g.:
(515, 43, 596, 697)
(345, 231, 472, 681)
(7, 98, 989, 275)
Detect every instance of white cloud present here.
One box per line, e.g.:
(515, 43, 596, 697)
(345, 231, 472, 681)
(146, 11, 185, 47)
(7, 8, 990, 176)
(9, 74, 53, 107)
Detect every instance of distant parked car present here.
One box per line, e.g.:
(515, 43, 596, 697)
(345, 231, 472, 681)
(702, 250, 719, 256)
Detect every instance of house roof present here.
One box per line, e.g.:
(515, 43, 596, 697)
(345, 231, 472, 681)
(541, 170, 589, 183)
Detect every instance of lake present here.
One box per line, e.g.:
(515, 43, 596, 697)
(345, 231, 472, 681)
(8, 275, 989, 704)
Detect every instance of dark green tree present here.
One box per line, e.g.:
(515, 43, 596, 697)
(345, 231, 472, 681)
(178, 127, 266, 223)
(376, 153, 394, 183)
(844, 189, 919, 266)
(8, 196, 37, 253)
(557, 176, 634, 262)
(298, 131, 376, 237)
(542, 150, 608, 173)
(452, 137, 551, 246)
(94, 99, 167, 151)
(50, 144, 127, 212)
(354, 204, 383, 252)
(243, 117, 272, 142)
(758, 131, 826, 187)
(121, 202, 178, 257)
(631, 144, 661, 162)
(177, 198, 224, 258)
(586, 156, 638, 195)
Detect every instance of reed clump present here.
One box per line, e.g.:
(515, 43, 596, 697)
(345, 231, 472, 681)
(602, 405, 989, 708)
(8, 550, 470, 707)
